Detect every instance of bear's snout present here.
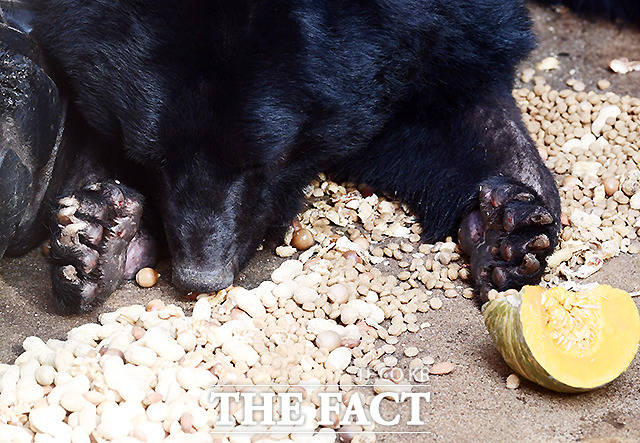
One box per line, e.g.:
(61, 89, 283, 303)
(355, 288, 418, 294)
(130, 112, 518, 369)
(171, 261, 236, 293)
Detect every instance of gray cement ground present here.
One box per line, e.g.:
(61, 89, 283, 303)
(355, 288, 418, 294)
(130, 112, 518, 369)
(1, 3, 640, 441)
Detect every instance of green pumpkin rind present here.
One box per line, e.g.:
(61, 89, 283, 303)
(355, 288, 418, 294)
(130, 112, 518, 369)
(482, 294, 589, 393)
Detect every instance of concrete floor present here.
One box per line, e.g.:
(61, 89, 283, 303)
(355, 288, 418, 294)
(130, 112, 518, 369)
(1, 2, 640, 441)
(522, 2, 640, 97)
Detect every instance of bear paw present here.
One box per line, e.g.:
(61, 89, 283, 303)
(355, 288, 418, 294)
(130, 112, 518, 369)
(458, 177, 559, 301)
(50, 181, 155, 312)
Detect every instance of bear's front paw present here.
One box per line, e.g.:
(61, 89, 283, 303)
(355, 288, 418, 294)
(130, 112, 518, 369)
(49, 181, 155, 312)
(458, 177, 559, 301)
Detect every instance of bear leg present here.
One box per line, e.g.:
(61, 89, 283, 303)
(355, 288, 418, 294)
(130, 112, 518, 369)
(331, 91, 561, 302)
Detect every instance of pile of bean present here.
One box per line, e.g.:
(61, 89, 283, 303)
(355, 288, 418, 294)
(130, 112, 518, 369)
(515, 75, 640, 283)
(0, 79, 638, 442)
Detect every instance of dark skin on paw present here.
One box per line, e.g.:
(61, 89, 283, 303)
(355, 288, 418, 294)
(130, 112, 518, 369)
(458, 177, 560, 304)
(49, 181, 157, 312)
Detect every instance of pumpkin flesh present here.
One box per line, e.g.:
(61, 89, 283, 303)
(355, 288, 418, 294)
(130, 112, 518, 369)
(483, 285, 640, 392)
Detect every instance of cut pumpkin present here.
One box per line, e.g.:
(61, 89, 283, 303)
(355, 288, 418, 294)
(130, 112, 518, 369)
(482, 285, 640, 392)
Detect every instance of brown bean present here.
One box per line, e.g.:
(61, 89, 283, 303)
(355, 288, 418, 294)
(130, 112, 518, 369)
(291, 228, 315, 250)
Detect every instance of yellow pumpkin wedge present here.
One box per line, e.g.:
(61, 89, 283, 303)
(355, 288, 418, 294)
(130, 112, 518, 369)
(482, 285, 640, 393)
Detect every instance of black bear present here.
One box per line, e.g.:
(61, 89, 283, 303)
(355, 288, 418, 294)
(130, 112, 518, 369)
(1, 0, 568, 312)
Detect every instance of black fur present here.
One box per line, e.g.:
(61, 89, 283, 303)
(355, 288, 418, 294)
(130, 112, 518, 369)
(20, 0, 563, 310)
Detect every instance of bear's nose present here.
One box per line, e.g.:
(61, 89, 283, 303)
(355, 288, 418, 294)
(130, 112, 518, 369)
(171, 264, 234, 293)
